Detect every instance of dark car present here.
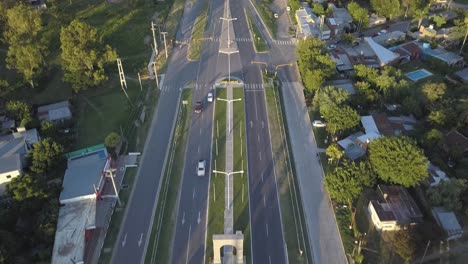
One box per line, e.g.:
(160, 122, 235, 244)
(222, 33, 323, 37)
(194, 101, 202, 113)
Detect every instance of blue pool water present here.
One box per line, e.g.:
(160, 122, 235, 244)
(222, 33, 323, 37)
(406, 69, 433, 81)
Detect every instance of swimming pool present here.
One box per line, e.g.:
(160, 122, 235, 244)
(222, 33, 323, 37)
(405, 69, 433, 81)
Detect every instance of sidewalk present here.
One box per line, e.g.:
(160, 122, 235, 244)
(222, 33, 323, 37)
(279, 77, 347, 264)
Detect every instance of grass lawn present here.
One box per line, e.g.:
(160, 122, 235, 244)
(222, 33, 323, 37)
(254, 0, 277, 38)
(265, 85, 311, 263)
(232, 88, 251, 261)
(98, 167, 137, 264)
(245, 9, 268, 52)
(205, 88, 227, 263)
(75, 80, 142, 148)
(188, 1, 209, 61)
(455, 0, 468, 4)
(145, 89, 192, 264)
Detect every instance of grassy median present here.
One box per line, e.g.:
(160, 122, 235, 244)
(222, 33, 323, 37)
(145, 90, 192, 264)
(265, 82, 312, 263)
(232, 88, 251, 261)
(254, 0, 277, 38)
(245, 9, 268, 52)
(188, 1, 209, 61)
(205, 88, 227, 263)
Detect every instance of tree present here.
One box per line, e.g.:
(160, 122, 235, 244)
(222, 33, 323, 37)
(105, 132, 121, 149)
(40, 120, 57, 139)
(4, 4, 47, 88)
(369, 137, 428, 187)
(60, 20, 118, 92)
(354, 64, 379, 82)
(371, 0, 401, 19)
(455, 11, 468, 54)
(341, 33, 355, 44)
(326, 143, 344, 165)
(348, 2, 369, 31)
(433, 15, 447, 28)
(312, 3, 325, 16)
(296, 38, 336, 92)
(402, 0, 425, 18)
(422, 82, 446, 104)
(388, 229, 416, 263)
(427, 179, 468, 211)
(402, 96, 423, 117)
(313, 85, 350, 109)
(322, 104, 360, 136)
(324, 161, 375, 207)
(413, 6, 429, 29)
(28, 138, 65, 174)
(428, 107, 456, 127)
(6, 174, 48, 202)
(421, 129, 443, 149)
(6, 100, 32, 127)
(354, 81, 379, 107)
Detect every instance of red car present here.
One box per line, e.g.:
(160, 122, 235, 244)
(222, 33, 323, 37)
(194, 102, 202, 113)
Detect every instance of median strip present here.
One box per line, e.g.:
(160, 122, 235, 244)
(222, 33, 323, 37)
(145, 89, 192, 264)
(245, 8, 268, 52)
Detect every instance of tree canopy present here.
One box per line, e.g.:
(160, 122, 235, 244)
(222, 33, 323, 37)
(427, 179, 467, 212)
(4, 4, 47, 88)
(326, 143, 344, 165)
(388, 229, 416, 263)
(369, 137, 428, 187)
(60, 20, 117, 92)
(422, 82, 446, 104)
(370, 0, 401, 19)
(105, 132, 121, 149)
(28, 138, 65, 174)
(347, 2, 369, 31)
(296, 38, 336, 93)
(325, 161, 375, 206)
(6, 100, 32, 127)
(6, 174, 49, 202)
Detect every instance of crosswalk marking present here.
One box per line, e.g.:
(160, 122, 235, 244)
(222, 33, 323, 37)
(244, 83, 268, 90)
(175, 37, 294, 46)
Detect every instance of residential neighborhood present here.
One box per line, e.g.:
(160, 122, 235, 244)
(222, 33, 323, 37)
(1, 0, 468, 263)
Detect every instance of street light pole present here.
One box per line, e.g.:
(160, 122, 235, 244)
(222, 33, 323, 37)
(216, 98, 242, 133)
(212, 170, 244, 209)
(274, 63, 294, 77)
(161, 31, 168, 59)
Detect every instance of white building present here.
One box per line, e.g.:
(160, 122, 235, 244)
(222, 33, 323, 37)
(0, 128, 40, 194)
(295, 3, 330, 40)
(37, 100, 72, 123)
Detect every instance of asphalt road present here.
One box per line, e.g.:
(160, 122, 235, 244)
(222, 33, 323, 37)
(170, 0, 243, 263)
(231, 1, 287, 263)
(111, 2, 203, 264)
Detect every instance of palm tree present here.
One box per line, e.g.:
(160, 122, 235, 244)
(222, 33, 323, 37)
(414, 6, 429, 30)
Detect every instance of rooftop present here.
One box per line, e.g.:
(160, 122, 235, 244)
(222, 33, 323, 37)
(37, 100, 72, 122)
(325, 79, 355, 94)
(455, 68, 468, 81)
(445, 130, 468, 152)
(0, 128, 39, 159)
(364, 37, 400, 66)
(52, 199, 96, 264)
(59, 146, 109, 204)
(0, 154, 22, 175)
(432, 207, 463, 240)
(375, 185, 423, 225)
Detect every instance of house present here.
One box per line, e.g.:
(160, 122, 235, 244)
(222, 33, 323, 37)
(368, 13, 386, 27)
(368, 185, 423, 231)
(337, 132, 366, 160)
(0, 115, 15, 134)
(295, 3, 330, 40)
(330, 51, 354, 72)
(390, 42, 421, 63)
(364, 37, 400, 66)
(427, 163, 450, 187)
(432, 207, 463, 240)
(324, 79, 355, 94)
(0, 128, 40, 194)
(414, 41, 464, 67)
(372, 31, 405, 46)
(52, 144, 110, 264)
(444, 130, 468, 154)
(37, 100, 72, 123)
(455, 68, 468, 83)
(327, 3, 353, 36)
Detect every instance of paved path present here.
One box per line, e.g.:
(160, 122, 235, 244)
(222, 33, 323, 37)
(279, 74, 347, 264)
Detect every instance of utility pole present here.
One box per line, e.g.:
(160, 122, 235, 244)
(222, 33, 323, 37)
(161, 31, 168, 59)
(274, 63, 294, 77)
(212, 170, 244, 209)
(105, 168, 121, 206)
(152, 61, 159, 88)
(137, 72, 143, 91)
(116, 58, 130, 101)
(151, 21, 158, 56)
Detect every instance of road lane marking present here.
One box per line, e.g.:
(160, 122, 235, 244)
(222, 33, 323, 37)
(121, 233, 127, 247)
(269, 255, 272, 264)
(182, 212, 185, 225)
(263, 196, 266, 207)
(266, 224, 269, 237)
(197, 211, 201, 224)
(261, 172, 264, 182)
(259, 151, 262, 161)
(193, 188, 196, 199)
(200, 127, 202, 135)
(262, 121, 264, 129)
(250, 121, 253, 128)
(198, 146, 200, 153)
(185, 225, 192, 264)
(257, 134, 260, 142)
(138, 233, 143, 247)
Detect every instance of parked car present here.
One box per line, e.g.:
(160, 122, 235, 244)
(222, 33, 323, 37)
(197, 160, 206, 177)
(286, 6, 290, 12)
(194, 101, 202, 113)
(378, 29, 387, 35)
(207, 92, 214, 103)
(274, 13, 279, 19)
(327, 44, 336, 50)
(312, 120, 326, 127)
